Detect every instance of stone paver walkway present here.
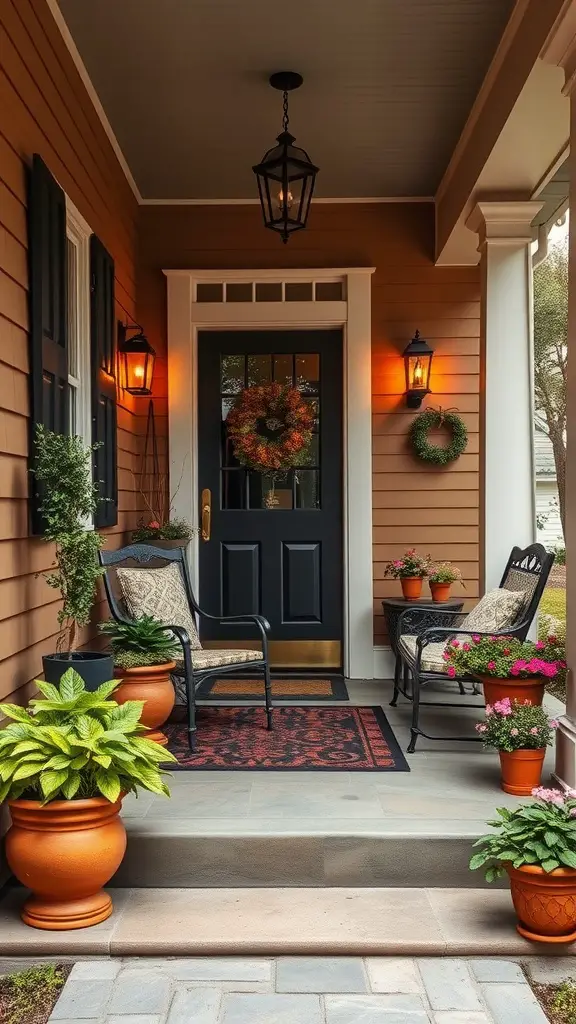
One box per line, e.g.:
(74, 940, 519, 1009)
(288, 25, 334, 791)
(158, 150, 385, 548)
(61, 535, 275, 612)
(47, 956, 558, 1023)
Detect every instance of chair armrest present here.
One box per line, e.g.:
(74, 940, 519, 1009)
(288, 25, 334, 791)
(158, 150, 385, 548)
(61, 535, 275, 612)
(191, 610, 270, 657)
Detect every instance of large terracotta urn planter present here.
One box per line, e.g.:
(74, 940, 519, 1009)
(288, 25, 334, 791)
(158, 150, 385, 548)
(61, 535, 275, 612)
(499, 748, 545, 796)
(506, 862, 576, 943)
(401, 577, 423, 600)
(6, 797, 126, 931)
(476, 673, 545, 708)
(114, 661, 176, 745)
(430, 582, 451, 603)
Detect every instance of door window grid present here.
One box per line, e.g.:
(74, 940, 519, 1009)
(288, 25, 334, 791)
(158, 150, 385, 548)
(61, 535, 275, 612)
(220, 352, 320, 510)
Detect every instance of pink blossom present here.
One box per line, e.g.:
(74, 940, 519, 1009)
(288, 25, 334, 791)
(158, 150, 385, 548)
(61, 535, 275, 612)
(485, 704, 493, 716)
(536, 641, 546, 650)
(510, 660, 526, 677)
(472, 635, 481, 643)
(393, 560, 403, 568)
(503, 648, 511, 656)
(462, 643, 471, 652)
(548, 636, 558, 644)
(450, 640, 460, 649)
(493, 698, 512, 716)
(532, 786, 566, 806)
(475, 723, 488, 733)
(442, 652, 450, 661)
(559, 661, 567, 669)
(447, 666, 456, 678)
(487, 661, 496, 671)
(550, 720, 559, 729)
(530, 727, 539, 735)
(510, 728, 519, 736)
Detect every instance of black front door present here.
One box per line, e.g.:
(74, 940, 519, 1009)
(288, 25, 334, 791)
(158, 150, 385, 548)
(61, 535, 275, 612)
(198, 330, 343, 668)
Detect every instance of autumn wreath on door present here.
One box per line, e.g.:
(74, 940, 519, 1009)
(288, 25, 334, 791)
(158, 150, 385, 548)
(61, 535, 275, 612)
(226, 383, 313, 506)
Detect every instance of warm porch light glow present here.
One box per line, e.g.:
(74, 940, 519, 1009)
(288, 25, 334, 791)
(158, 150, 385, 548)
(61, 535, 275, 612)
(118, 323, 155, 396)
(403, 330, 434, 408)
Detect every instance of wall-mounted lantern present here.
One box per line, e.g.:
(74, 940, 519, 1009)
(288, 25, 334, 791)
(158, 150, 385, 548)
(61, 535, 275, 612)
(403, 330, 434, 408)
(118, 323, 155, 395)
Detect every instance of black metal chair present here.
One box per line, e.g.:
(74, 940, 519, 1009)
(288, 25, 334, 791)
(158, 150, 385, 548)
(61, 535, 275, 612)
(98, 544, 272, 751)
(392, 543, 555, 752)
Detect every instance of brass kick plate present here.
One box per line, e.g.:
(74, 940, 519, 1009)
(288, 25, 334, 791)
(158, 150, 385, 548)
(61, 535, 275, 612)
(202, 640, 342, 670)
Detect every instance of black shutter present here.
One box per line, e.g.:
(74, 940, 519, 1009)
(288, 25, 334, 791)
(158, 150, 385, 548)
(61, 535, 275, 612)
(28, 154, 68, 533)
(90, 235, 118, 528)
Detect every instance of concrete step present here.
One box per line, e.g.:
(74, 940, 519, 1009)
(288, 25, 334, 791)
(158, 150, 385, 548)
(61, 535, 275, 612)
(112, 818, 503, 889)
(0, 886, 541, 957)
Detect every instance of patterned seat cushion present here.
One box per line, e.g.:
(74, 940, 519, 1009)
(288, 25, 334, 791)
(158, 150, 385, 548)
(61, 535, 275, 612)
(182, 649, 264, 671)
(398, 635, 447, 672)
(116, 562, 202, 650)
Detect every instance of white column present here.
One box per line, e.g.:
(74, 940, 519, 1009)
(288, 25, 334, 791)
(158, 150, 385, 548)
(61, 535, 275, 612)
(467, 202, 542, 591)
(555, 84, 576, 788)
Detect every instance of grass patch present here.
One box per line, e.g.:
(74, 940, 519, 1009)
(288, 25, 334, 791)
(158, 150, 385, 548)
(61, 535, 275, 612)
(0, 965, 70, 1024)
(534, 980, 576, 1023)
(540, 588, 567, 625)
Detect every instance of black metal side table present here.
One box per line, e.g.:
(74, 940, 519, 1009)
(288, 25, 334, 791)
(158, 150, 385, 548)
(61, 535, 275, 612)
(382, 596, 465, 659)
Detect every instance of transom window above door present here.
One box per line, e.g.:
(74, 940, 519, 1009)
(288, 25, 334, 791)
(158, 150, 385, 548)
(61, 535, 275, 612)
(220, 351, 320, 511)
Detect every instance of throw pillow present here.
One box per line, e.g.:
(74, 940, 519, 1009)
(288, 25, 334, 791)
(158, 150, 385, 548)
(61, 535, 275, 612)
(116, 562, 202, 650)
(460, 587, 525, 634)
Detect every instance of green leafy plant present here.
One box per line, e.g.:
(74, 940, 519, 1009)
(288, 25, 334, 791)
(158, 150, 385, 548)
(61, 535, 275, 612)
(132, 517, 193, 543)
(443, 634, 565, 680)
(384, 548, 430, 579)
(0, 668, 176, 804)
(100, 615, 181, 669)
(428, 561, 464, 585)
(470, 790, 576, 882)
(475, 697, 558, 752)
(0, 964, 69, 1024)
(550, 980, 576, 1023)
(32, 425, 106, 653)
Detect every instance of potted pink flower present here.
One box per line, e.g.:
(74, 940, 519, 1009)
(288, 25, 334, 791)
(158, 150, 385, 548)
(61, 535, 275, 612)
(475, 697, 558, 795)
(384, 548, 430, 600)
(443, 634, 565, 707)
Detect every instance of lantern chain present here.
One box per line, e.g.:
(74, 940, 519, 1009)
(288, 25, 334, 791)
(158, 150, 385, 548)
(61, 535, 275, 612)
(282, 90, 289, 133)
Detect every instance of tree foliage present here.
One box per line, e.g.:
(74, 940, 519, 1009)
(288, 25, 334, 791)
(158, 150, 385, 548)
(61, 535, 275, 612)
(533, 240, 568, 537)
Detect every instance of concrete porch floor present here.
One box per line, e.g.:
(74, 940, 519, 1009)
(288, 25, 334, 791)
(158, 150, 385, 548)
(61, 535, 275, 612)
(112, 678, 562, 889)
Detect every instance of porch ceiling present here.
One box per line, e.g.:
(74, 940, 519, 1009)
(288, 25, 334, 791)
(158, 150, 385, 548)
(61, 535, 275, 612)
(55, 0, 514, 201)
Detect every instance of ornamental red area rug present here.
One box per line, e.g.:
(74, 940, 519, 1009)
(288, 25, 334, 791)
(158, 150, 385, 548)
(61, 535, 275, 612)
(164, 706, 410, 772)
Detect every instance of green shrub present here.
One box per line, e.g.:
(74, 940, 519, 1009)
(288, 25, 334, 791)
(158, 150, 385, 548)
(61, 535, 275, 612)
(470, 791, 576, 882)
(0, 668, 176, 804)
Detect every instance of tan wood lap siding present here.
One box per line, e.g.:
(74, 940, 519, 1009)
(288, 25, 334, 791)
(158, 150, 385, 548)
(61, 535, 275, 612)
(137, 202, 481, 646)
(0, 0, 148, 703)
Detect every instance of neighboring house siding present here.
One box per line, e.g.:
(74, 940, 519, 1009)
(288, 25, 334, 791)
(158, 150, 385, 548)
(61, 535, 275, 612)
(534, 426, 563, 550)
(137, 202, 481, 646)
(0, 0, 146, 707)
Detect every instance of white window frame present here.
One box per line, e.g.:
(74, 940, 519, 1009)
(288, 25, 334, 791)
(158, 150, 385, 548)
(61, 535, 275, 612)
(65, 198, 92, 450)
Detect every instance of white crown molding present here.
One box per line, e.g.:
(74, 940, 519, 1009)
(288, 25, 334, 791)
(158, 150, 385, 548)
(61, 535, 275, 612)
(435, 0, 531, 205)
(541, 0, 576, 94)
(45, 0, 143, 204)
(163, 267, 376, 280)
(141, 196, 434, 206)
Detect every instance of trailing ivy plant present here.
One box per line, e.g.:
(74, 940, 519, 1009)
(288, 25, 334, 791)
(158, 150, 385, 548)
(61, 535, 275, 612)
(32, 425, 105, 653)
(470, 791, 576, 882)
(99, 615, 181, 669)
(0, 668, 176, 804)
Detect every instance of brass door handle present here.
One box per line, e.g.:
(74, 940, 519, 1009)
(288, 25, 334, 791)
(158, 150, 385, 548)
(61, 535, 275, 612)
(201, 488, 211, 541)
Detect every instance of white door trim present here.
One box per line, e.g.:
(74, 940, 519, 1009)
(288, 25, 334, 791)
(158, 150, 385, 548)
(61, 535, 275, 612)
(164, 267, 375, 679)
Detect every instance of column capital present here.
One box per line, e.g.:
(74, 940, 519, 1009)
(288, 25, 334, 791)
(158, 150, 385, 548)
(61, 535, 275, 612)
(541, 0, 576, 96)
(466, 200, 543, 248)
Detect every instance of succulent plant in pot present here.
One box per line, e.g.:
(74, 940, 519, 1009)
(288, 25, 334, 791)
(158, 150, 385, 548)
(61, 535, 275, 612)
(428, 561, 463, 602)
(475, 698, 558, 795)
(0, 668, 176, 931)
(100, 616, 181, 744)
(470, 789, 576, 943)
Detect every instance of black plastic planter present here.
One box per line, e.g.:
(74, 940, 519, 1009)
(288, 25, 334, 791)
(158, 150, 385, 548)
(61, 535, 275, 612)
(42, 652, 114, 692)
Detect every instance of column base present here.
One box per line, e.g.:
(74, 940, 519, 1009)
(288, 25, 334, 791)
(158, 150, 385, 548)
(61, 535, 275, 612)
(554, 715, 576, 789)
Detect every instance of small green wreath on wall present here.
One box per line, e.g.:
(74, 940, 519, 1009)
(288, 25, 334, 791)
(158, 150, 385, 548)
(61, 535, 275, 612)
(410, 408, 468, 466)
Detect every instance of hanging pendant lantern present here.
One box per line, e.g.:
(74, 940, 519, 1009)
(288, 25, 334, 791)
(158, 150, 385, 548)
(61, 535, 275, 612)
(253, 72, 319, 243)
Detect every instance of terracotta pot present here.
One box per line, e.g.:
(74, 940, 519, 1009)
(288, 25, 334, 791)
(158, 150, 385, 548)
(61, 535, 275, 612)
(114, 661, 176, 745)
(430, 581, 451, 603)
(6, 797, 126, 930)
(401, 577, 423, 600)
(136, 538, 188, 550)
(499, 748, 545, 796)
(476, 673, 545, 708)
(506, 862, 576, 943)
